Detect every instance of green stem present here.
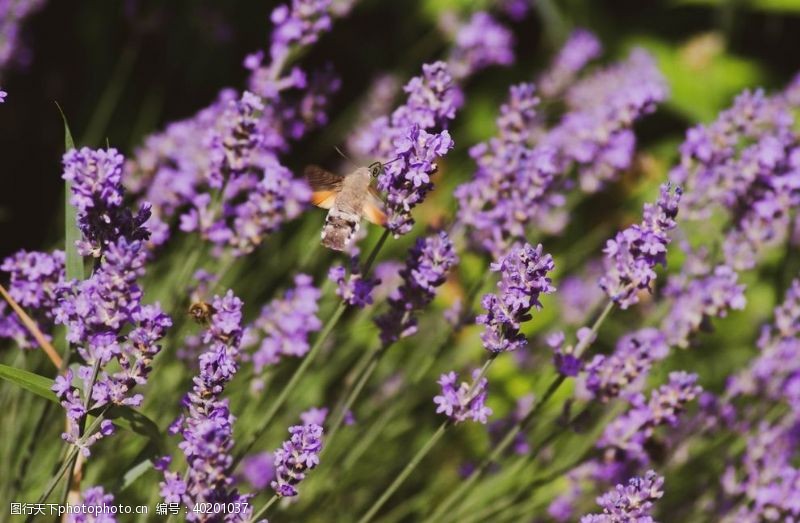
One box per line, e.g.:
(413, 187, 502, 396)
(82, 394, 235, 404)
(357, 421, 450, 523)
(28, 413, 108, 520)
(233, 229, 391, 465)
(248, 494, 279, 523)
(426, 300, 615, 522)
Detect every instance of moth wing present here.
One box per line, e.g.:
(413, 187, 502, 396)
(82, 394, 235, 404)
(305, 165, 344, 210)
(363, 186, 387, 226)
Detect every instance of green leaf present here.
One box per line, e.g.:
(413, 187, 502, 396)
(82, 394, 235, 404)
(104, 406, 165, 452)
(0, 363, 58, 403)
(626, 35, 764, 122)
(0, 363, 165, 450)
(56, 102, 84, 282)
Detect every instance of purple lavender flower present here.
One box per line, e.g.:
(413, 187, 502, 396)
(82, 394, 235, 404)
(63, 147, 151, 257)
(0, 250, 64, 348)
(444, 12, 514, 81)
(240, 452, 275, 490)
(0, 0, 46, 73)
(598, 371, 702, 464)
(546, 49, 668, 192)
(300, 406, 329, 427)
(455, 83, 560, 256)
(598, 184, 681, 310)
(433, 369, 492, 424)
(353, 62, 458, 236)
(0, 89, 6, 103)
(68, 486, 117, 523)
(160, 291, 252, 518)
(477, 243, 556, 353)
(54, 238, 171, 415)
(539, 29, 601, 98)
(269, 0, 332, 64)
(580, 470, 664, 522)
(271, 423, 324, 497)
(584, 328, 668, 402)
(661, 265, 746, 348)
(670, 87, 800, 270)
(559, 259, 606, 325)
(375, 231, 458, 345)
(247, 274, 321, 374)
(727, 278, 800, 406)
(328, 260, 380, 308)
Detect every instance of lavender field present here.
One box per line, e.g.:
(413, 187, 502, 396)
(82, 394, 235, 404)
(1, 1, 799, 522)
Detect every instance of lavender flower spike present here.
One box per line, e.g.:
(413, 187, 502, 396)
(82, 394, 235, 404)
(160, 291, 251, 518)
(375, 231, 458, 345)
(580, 470, 664, 522)
(272, 423, 324, 497)
(477, 243, 556, 353)
(434, 369, 492, 424)
(599, 184, 681, 309)
(539, 28, 602, 98)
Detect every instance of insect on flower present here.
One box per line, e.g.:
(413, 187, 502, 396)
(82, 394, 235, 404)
(305, 161, 391, 251)
(188, 301, 216, 324)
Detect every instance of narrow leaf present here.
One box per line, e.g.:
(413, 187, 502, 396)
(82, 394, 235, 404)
(0, 363, 58, 403)
(0, 364, 165, 449)
(56, 102, 83, 282)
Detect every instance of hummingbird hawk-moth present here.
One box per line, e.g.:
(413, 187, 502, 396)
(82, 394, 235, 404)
(305, 162, 387, 251)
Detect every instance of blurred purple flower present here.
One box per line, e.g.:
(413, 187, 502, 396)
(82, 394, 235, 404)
(539, 29, 601, 98)
(241, 452, 275, 490)
(269, 0, 332, 64)
(0, 250, 64, 348)
(246, 274, 321, 373)
(477, 243, 556, 353)
(0, 0, 46, 72)
(598, 183, 681, 310)
(444, 12, 514, 81)
(584, 328, 668, 402)
(68, 486, 117, 523)
(0, 89, 6, 103)
(434, 369, 492, 424)
(271, 423, 324, 497)
(375, 231, 458, 345)
(661, 265, 746, 348)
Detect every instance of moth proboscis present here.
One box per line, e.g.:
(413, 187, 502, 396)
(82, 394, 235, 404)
(305, 162, 388, 251)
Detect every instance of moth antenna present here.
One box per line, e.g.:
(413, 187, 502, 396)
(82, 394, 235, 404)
(383, 156, 401, 166)
(334, 146, 359, 169)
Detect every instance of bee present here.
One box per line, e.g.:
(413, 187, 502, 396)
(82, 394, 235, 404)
(305, 162, 388, 251)
(188, 301, 216, 324)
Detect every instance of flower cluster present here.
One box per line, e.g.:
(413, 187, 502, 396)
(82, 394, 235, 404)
(353, 62, 457, 236)
(52, 147, 171, 456)
(0, 0, 46, 73)
(580, 470, 664, 523)
(328, 259, 380, 309)
(477, 243, 556, 353)
(546, 48, 668, 192)
(160, 291, 251, 519)
(670, 88, 800, 270)
(271, 423, 324, 497)
(598, 371, 702, 464)
(598, 183, 681, 309)
(443, 12, 514, 81)
(375, 231, 458, 345)
(246, 274, 321, 375)
(0, 250, 64, 348)
(455, 83, 560, 256)
(661, 265, 746, 349)
(584, 328, 668, 402)
(433, 369, 492, 424)
(538, 28, 601, 98)
(68, 486, 117, 523)
(63, 147, 151, 257)
(126, 0, 344, 252)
